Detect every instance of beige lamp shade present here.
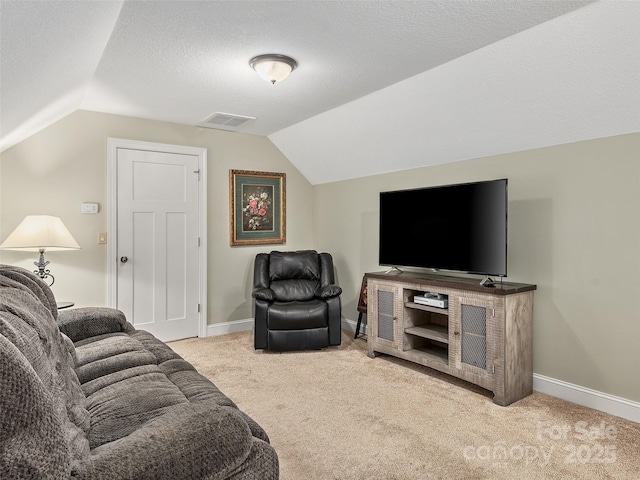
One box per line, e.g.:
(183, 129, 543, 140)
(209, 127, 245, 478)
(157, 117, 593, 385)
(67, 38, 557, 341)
(0, 215, 80, 251)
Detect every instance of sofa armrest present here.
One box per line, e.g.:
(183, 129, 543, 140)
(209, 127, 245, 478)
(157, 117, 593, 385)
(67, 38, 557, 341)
(72, 403, 254, 480)
(57, 307, 131, 343)
(315, 284, 342, 299)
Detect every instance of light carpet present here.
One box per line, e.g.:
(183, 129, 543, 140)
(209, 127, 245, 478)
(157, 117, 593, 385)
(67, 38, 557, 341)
(169, 331, 640, 480)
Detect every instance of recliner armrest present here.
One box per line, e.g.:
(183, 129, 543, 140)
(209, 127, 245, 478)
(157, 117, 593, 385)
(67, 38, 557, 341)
(252, 287, 275, 302)
(315, 284, 342, 299)
(57, 307, 131, 343)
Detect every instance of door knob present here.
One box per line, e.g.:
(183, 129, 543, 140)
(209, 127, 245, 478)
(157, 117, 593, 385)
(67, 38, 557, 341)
(120, 256, 128, 264)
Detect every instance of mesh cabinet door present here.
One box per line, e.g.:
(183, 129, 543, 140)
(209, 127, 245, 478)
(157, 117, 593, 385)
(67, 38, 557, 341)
(377, 290, 395, 342)
(461, 304, 487, 369)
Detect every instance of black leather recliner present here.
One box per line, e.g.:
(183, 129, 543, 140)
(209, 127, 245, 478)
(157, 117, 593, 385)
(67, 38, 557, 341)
(252, 250, 342, 351)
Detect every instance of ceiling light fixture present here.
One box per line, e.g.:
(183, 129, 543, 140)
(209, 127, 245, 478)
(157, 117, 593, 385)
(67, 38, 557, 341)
(249, 54, 298, 85)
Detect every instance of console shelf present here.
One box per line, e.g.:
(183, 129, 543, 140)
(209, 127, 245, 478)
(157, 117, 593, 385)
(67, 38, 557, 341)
(404, 302, 448, 315)
(404, 325, 449, 344)
(407, 346, 449, 365)
(366, 271, 536, 406)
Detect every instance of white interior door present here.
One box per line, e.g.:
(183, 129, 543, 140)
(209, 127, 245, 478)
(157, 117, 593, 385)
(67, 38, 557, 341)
(115, 146, 201, 342)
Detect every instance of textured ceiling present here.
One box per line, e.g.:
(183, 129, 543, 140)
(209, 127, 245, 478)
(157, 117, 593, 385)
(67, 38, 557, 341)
(1, 1, 638, 184)
(271, 1, 640, 183)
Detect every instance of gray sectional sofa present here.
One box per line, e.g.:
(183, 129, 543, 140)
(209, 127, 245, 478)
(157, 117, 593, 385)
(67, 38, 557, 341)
(0, 265, 278, 479)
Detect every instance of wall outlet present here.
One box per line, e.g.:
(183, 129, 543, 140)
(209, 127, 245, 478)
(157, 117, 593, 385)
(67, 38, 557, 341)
(98, 232, 107, 244)
(82, 202, 99, 214)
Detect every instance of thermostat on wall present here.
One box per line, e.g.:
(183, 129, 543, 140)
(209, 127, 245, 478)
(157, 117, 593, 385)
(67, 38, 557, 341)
(81, 202, 99, 214)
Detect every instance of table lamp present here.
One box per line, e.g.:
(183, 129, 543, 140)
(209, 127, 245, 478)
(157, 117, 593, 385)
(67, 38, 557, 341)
(0, 215, 81, 286)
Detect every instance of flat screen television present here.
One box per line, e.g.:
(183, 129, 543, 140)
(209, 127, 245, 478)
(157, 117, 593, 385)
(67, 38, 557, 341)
(379, 179, 508, 278)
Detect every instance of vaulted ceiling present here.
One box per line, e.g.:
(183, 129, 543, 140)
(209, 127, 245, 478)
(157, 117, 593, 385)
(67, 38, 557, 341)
(1, 1, 638, 184)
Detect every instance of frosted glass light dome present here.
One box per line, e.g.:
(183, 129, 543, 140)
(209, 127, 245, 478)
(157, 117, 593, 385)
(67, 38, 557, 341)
(249, 54, 298, 84)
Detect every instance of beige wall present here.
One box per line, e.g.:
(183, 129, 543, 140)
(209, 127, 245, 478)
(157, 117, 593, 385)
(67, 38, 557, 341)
(313, 133, 640, 402)
(0, 110, 315, 324)
(2, 111, 638, 403)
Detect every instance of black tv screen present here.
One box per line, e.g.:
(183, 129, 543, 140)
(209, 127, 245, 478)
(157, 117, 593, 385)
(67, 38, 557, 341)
(379, 179, 508, 277)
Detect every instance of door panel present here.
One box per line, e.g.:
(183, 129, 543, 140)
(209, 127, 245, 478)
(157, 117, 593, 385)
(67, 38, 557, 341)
(166, 212, 188, 321)
(117, 148, 199, 341)
(132, 211, 155, 326)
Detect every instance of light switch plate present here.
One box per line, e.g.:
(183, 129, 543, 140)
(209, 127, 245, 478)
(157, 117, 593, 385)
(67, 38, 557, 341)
(82, 202, 99, 214)
(98, 232, 107, 244)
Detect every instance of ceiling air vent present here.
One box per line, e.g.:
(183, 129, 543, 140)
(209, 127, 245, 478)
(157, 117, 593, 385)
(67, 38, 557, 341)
(198, 112, 256, 130)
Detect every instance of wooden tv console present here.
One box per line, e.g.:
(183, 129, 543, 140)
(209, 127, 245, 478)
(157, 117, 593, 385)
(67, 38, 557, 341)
(365, 271, 536, 406)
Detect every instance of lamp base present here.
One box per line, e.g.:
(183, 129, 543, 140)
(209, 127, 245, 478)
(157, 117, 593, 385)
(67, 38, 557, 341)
(34, 248, 54, 286)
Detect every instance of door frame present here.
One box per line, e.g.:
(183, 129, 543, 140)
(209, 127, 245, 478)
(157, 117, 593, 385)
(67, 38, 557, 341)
(106, 138, 208, 338)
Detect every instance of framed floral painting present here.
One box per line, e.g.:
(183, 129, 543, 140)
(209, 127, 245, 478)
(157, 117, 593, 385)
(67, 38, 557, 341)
(229, 170, 286, 246)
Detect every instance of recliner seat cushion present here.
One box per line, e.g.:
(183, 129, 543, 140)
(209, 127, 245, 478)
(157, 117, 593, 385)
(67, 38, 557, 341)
(267, 300, 328, 330)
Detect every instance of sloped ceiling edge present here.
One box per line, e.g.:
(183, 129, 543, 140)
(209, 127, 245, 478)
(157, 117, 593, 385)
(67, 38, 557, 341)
(269, 1, 640, 185)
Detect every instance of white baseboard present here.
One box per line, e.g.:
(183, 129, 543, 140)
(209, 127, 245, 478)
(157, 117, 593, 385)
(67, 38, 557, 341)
(204, 318, 638, 423)
(206, 317, 368, 338)
(342, 317, 367, 336)
(206, 318, 254, 337)
(534, 374, 640, 423)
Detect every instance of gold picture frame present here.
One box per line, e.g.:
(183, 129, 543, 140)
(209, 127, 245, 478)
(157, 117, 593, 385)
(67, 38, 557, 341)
(229, 170, 286, 246)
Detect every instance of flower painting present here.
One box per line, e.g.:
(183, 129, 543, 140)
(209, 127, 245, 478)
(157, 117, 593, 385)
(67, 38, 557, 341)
(242, 186, 273, 232)
(230, 170, 286, 246)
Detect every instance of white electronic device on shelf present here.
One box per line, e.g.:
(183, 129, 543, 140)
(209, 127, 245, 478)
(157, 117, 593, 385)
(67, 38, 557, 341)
(413, 292, 448, 309)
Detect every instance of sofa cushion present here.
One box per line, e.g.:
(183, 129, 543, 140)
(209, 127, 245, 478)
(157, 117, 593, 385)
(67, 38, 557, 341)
(74, 322, 263, 449)
(0, 334, 69, 478)
(81, 364, 162, 397)
(75, 334, 158, 384)
(1, 264, 279, 479)
(58, 307, 129, 342)
(85, 371, 189, 448)
(72, 402, 257, 480)
(131, 329, 185, 363)
(0, 267, 90, 473)
(166, 368, 237, 407)
(0, 264, 58, 320)
(76, 333, 149, 366)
